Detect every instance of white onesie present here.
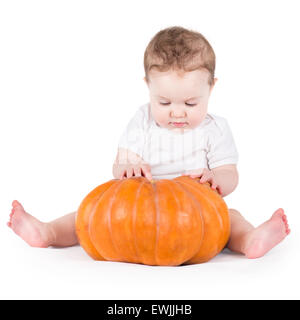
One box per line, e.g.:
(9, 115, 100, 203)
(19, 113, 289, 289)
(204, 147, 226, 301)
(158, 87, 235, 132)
(118, 103, 239, 180)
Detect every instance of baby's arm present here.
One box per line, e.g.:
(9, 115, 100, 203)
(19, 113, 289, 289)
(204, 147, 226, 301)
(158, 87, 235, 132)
(113, 148, 152, 180)
(211, 164, 239, 197)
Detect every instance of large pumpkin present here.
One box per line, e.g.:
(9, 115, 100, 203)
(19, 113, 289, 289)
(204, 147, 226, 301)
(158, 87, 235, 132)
(75, 176, 230, 266)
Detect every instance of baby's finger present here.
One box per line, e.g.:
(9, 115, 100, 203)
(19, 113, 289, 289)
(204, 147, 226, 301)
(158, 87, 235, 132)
(133, 166, 142, 177)
(126, 167, 134, 179)
(190, 174, 201, 179)
(211, 181, 218, 190)
(199, 174, 209, 183)
(119, 170, 126, 180)
(216, 185, 222, 196)
(141, 164, 152, 180)
(189, 172, 204, 179)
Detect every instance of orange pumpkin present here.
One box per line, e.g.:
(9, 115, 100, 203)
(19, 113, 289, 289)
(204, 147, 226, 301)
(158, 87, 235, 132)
(75, 176, 230, 266)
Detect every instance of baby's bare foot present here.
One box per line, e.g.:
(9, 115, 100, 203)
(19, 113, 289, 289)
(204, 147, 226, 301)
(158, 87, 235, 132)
(243, 208, 290, 259)
(7, 200, 55, 248)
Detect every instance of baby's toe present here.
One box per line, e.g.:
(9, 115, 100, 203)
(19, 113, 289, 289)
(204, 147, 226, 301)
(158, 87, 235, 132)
(12, 200, 24, 211)
(12, 200, 20, 207)
(285, 221, 290, 234)
(281, 214, 290, 235)
(282, 214, 287, 222)
(271, 208, 285, 220)
(277, 208, 285, 217)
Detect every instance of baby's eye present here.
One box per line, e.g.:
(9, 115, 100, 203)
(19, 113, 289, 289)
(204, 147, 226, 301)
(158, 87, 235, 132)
(159, 102, 170, 106)
(186, 103, 197, 107)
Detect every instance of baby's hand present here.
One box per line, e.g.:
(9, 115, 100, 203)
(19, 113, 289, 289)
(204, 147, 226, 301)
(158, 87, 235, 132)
(182, 168, 221, 194)
(118, 162, 152, 181)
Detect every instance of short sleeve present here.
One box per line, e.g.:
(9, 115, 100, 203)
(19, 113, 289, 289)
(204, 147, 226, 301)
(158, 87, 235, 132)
(207, 117, 239, 169)
(118, 107, 147, 158)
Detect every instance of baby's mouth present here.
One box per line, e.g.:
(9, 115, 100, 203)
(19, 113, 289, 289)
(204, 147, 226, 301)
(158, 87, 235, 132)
(169, 122, 188, 128)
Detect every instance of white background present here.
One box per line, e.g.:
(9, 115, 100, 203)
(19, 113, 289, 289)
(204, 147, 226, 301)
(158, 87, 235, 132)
(1, 0, 299, 300)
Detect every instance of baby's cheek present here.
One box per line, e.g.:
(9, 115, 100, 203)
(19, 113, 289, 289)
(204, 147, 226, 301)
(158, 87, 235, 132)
(153, 109, 169, 126)
(188, 112, 205, 128)
(188, 108, 207, 128)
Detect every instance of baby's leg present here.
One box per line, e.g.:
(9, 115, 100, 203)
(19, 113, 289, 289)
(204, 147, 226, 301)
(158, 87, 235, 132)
(7, 200, 78, 248)
(227, 208, 290, 259)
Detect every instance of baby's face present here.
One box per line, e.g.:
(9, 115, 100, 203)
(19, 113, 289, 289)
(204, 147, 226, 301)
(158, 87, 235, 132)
(145, 69, 215, 132)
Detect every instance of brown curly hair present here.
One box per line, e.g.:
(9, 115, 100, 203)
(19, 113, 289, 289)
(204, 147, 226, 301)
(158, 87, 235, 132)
(144, 26, 216, 86)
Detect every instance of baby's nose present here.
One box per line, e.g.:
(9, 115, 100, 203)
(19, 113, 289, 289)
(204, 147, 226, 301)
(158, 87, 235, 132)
(170, 105, 187, 118)
(171, 110, 186, 118)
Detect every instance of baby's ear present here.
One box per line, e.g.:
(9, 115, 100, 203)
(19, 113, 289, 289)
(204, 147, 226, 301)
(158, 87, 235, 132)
(209, 78, 218, 94)
(143, 76, 149, 85)
(212, 78, 218, 86)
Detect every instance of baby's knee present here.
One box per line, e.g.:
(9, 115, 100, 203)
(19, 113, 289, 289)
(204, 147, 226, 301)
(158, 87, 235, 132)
(228, 208, 242, 217)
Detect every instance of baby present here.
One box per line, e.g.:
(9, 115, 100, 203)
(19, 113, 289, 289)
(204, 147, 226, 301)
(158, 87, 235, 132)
(8, 26, 290, 259)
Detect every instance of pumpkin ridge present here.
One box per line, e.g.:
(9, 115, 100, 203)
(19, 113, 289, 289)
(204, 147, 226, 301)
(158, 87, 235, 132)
(177, 179, 226, 257)
(179, 180, 224, 231)
(76, 179, 116, 260)
(107, 179, 128, 262)
(87, 181, 119, 230)
(152, 182, 160, 266)
(200, 183, 230, 253)
(188, 181, 229, 253)
(167, 180, 205, 264)
(132, 180, 146, 263)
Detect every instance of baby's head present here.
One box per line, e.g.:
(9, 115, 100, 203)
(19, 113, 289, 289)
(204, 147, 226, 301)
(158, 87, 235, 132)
(144, 26, 217, 132)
